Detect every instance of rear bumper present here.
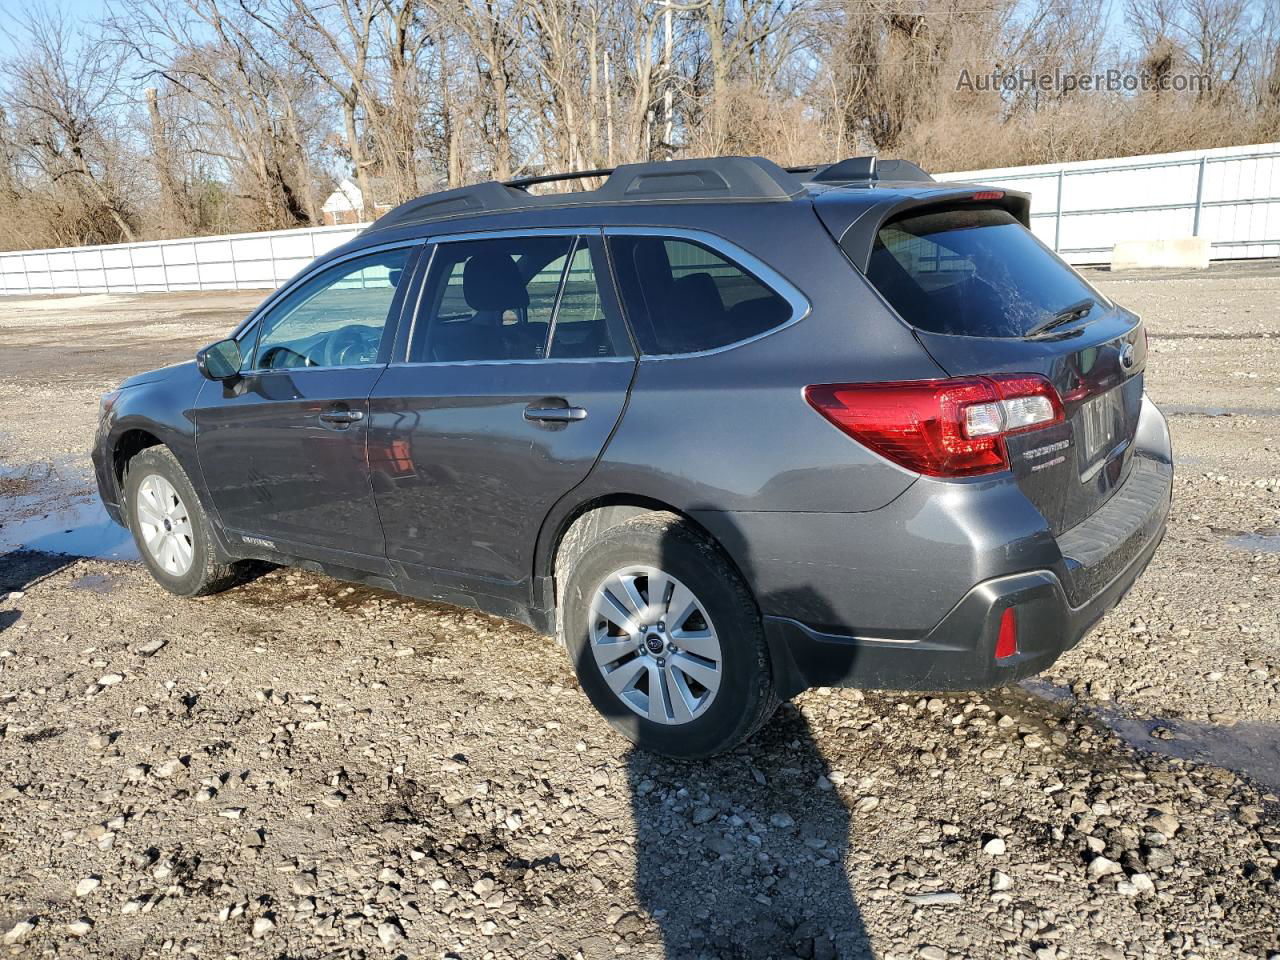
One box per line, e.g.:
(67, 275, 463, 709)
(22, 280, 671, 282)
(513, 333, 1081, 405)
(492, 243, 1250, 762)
(731, 398, 1174, 697)
(763, 466, 1168, 694)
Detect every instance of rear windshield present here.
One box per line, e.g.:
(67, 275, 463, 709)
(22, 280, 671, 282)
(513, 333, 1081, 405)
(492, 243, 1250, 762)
(864, 206, 1102, 338)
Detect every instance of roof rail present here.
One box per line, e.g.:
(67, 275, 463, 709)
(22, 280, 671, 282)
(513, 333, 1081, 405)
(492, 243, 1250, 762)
(367, 156, 806, 233)
(506, 168, 614, 190)
(789, 157, 934, 184)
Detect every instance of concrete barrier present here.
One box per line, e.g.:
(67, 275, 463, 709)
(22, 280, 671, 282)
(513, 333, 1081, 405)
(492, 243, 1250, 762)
(1110, 237, 1211, 271)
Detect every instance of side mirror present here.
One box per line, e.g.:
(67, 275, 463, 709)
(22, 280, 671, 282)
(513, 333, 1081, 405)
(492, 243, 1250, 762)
(197, 339, 243, 381)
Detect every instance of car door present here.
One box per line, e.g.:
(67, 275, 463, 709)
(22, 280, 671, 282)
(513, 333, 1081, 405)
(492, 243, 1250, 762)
(194, 243, 420, 566)
(367, 230, 636, 603)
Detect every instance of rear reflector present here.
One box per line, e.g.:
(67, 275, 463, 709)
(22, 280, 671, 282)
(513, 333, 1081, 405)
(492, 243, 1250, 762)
(995, 608, 1018, 659)
(804, 375, 1064, 478)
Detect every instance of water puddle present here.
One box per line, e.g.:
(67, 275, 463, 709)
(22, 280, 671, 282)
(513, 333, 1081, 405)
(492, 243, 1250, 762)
(1226, 527, 1280, 554)
(0, 460, 138, 562)
(1020, 679, 1280, 792)
(1162, 403, 1280, 419)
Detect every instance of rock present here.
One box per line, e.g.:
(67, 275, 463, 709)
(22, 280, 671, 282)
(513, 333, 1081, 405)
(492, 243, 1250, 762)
(1130, 872, 1156, 895)
(982, 837, 1006, 856)
(156, 758, 186, 778)
(691, 805, 716, 825)
(907, 892, 962, 906)
(919, 946, 946, 960)
(1087, 856, 1122, 880)
(292, 875, 317, 896)
(854, 796, 880, 814)
(613, 911, 644, 936)
(3, 920, 34, 944)
(251, 916, 275, 938)
(769, 812, 795, 829)
(377, 919, 404, 946)
(98, 673, 123, 686)
(66, 919, 93, 937)
(1146, 811, 1179, 836)
(123, 764, 149, 780)
(74, 877, 100, 897)
(137, 638, 166, 656)
(88, 734, 112, 751)
(991, 871, 1013, 892)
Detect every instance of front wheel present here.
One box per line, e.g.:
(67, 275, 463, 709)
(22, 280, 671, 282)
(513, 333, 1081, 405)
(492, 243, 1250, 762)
(124, 446, 242, 597)
(559, 512, 779, 759)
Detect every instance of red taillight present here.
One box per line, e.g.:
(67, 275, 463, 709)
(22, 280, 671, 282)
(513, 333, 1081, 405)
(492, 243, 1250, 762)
(995, 608, 1018, 659)
(804, 375, 1064, 478)
(971, 190, 1005, 201)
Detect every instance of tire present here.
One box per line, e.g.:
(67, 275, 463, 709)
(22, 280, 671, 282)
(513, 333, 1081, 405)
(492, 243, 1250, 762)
(559, 512, 779, 759)
(123, 446, 243, 597)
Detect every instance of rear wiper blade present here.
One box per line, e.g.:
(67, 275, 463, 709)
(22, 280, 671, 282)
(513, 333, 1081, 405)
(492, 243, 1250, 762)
(1024, 297, 1096, 339)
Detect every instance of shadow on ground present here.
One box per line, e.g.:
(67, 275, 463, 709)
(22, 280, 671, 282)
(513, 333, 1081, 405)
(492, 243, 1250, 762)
(627, 707, 868, 959)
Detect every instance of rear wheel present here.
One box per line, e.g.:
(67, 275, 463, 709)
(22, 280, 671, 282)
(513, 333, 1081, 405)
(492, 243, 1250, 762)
(124, 446, 242, 597)
(559, 512, 779, 758)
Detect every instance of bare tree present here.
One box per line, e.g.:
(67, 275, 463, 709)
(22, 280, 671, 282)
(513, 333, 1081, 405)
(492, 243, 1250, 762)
(2, 9, 138, 244)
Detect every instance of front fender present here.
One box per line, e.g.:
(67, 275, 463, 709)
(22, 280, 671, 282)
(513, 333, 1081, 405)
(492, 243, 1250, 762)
(92, 361, 211, 526)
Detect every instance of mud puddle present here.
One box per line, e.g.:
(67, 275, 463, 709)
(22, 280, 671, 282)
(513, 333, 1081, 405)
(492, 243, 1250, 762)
(1020, 678, 1280, 792)
(0, 460, 137, 561)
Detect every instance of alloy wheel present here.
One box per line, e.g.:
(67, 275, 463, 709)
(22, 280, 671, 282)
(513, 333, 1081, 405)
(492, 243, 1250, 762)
(589, 565, 723, 724)
(135, 474, 195, 577)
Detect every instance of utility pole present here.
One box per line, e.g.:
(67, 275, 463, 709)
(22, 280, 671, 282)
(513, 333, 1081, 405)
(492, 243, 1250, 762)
(652, 0, 708, 158)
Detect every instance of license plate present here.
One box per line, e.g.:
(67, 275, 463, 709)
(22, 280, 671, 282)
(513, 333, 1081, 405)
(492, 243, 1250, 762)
(1080, 388, 1123, 466)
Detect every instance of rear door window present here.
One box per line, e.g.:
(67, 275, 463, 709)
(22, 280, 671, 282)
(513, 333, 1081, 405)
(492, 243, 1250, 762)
(863, 206, 1105, 338)
(607, 235, 794, 355)
(410, 235, 627, 362)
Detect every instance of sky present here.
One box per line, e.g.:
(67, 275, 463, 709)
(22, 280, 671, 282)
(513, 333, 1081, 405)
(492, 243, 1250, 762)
(0, 0, 111, 56)
(0, 0, 1138, 76)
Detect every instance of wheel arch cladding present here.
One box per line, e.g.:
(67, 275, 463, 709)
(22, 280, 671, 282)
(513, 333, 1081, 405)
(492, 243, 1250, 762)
(113, 428, 163, 489)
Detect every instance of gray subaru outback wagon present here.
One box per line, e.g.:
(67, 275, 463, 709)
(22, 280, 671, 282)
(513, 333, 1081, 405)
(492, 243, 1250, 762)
(93, 155, 1172, 758)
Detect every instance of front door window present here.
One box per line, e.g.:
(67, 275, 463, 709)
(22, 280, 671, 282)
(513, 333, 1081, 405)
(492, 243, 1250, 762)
(251, 248, 411, 369)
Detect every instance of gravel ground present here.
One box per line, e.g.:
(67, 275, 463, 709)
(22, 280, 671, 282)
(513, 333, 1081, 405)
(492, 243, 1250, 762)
(0, 267, 1277, 960)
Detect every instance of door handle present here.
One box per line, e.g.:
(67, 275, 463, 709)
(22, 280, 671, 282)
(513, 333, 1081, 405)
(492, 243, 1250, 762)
(524, 404, 588, 423)
(319, 407, 365, 425)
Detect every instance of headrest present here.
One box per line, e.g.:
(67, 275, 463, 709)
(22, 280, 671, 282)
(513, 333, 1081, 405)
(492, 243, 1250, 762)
(388, 268, 403, 289)
(463, 252, 529, 312)
(670, 271, 725, 317)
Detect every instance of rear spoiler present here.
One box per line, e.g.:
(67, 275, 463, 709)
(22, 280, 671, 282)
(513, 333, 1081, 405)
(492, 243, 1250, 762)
(823, 187, 1032, 273)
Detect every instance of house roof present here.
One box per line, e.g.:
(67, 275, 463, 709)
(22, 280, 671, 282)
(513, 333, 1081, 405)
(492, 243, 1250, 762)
(321, 179, 364, 214)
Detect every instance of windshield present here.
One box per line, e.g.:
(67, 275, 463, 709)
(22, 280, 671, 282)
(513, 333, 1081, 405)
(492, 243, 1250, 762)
(863, 206, 1104, 338)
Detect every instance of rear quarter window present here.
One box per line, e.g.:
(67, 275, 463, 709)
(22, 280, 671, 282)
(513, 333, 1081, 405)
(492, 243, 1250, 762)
(607, 235, 795, 355)
(863, 206, 1105, 338)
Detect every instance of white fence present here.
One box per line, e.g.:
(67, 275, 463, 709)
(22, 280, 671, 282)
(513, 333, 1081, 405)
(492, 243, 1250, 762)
(3, 141, 1280, 295)
(938, 141, 1280, 265)
(0, 223, 364, 296)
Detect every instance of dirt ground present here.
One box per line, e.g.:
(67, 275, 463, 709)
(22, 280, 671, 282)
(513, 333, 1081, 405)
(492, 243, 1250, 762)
(0, 266, 1277, 960)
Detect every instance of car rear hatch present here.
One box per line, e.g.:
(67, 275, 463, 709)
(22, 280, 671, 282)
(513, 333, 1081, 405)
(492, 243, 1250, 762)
(817, 189, 1146, 535)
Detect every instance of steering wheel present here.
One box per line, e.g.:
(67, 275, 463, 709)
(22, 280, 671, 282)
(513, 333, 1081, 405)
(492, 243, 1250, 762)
(324, 325, 374, 366)
(259, 344, 314, 369)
